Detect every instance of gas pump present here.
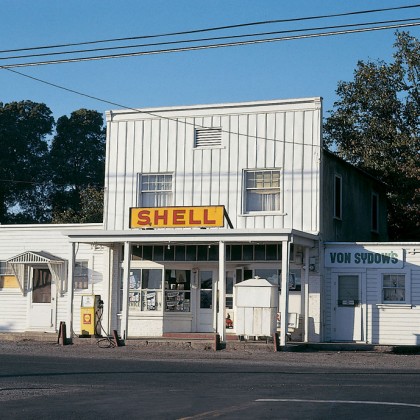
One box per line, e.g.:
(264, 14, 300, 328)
(80, 295, 102, 336)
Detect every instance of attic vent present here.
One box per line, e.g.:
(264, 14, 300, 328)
(195, 128, 222, 148)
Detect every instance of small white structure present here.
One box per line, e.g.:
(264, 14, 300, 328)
(324, 243, 420, 345)
(234, 278, 278, 338)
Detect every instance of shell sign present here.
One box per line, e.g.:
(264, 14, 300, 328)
(129, 206, 225, 228)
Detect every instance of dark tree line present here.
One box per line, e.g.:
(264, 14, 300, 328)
(0, 101, 105, 224)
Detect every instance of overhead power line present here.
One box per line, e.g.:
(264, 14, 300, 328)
(3, 64, 322, 148)
(1, 17, 419, 62)
(1, 21, 420, 68)
(0, 3, 419, 54)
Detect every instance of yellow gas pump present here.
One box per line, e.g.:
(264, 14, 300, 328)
(80, 295, 101, 336)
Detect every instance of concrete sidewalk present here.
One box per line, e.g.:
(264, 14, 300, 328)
(1, 331, 420, 354)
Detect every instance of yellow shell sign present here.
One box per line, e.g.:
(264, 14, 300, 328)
(130, 206, 225, 228)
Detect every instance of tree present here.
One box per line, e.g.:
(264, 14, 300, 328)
(0, 100, 54, 223)
(52, 186, 104, 223)
(49, 109, 106, 222)
(324, 31, 420, 240)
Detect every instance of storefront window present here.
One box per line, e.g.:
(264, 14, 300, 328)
(128, 268, 163, 311)
(164, 270, 191, 312)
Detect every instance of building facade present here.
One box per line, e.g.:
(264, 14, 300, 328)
(0, 98, 389, 345)
(324, 242, 420, 345)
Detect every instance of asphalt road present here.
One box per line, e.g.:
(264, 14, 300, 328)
(1, 341, 420, 419)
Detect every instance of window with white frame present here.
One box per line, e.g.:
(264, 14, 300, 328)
(74, 260, 89, 290)
(0, 261, 12, 276)
(139, 173, 173, 207)
(382, 274, 406, 303)
(244, 169, 281, 213)
(128, 268, 163, 311)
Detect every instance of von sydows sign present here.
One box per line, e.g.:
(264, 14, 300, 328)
(324, 246, 404, 268)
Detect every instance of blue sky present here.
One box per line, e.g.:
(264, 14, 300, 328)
(1, 1, 419, 122)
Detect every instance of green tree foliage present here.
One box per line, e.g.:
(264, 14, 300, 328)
(0, 101, 54, 223)
(49, 109, 106, 222)
(324, 31, 420, 241)
(52, 186, 104, 223)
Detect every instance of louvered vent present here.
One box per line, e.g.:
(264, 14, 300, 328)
(195, 128, 222, 148)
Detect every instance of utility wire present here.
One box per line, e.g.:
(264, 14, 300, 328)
(1, 21, 420, 68)
(1, 17, 419, 62)
(2, 21, 419, 149)
(0, 3, 419, 54)
(3, 64, 320, 153)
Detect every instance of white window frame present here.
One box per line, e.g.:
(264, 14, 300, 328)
(0, 261, 13, 276)
(138, 173, 173, 207)
(128, 268, 163, 312)
(381, 272, 409, 304)
(378, 270, 411, 306)
(243, 169, 282, 214)
(73, 260, 89, 290)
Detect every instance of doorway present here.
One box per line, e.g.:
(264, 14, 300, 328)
(333, 273, 362, 341)
(28, 267, 56, 331)
(197, 270, 215, 332)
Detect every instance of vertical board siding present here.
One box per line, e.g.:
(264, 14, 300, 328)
(116, 122, 128, 230)
(105, 100, 321, 233)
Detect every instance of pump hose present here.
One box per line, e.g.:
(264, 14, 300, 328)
(95, 307, 116, 348)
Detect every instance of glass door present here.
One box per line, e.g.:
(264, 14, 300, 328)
(198, 270, 214, 332)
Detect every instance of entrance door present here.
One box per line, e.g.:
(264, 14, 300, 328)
(333, 274, 362, 341)
(197, 270, 215, 332)
(28, 267, 56, 331)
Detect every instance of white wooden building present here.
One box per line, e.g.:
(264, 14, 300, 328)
(0, 224, 103, 333)
(324, 242, 420, 345)
(0, 98, 390, 346)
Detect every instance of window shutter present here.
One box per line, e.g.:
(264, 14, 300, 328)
(195, 128, 222, 147)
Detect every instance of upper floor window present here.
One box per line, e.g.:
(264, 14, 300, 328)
(334, 175, 342, 219)
(194, 128, 222, 148)
(382, 274, 406, 303)
(139, 173, 173, 207)
(244, 169, 281, 213)
(371, 192, 379, 232)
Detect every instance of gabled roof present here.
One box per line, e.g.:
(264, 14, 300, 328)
(7, 251, 65, 265)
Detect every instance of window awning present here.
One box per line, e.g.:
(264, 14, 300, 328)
(7, 251, 68, 295)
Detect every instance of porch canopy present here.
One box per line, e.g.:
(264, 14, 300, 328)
(7, 251, 67, 295)
(65, 227, 318, 247)
(66, 227, 318, 346)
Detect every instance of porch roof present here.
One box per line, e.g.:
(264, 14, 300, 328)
(65, 228, 319, 248)
(7, 251, 65, 265)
